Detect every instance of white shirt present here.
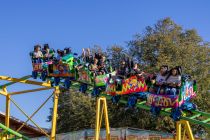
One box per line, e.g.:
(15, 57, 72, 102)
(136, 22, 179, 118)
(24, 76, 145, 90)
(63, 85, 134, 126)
(156, 73, 166, 84)
(166, 75, 181, 84)
(33, 51, 43, 58)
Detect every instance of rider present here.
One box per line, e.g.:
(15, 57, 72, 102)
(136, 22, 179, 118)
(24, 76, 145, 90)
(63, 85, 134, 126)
(117, 60, 127, 77)
(149, 65, 168, 94)
(33, 45, 43, 63)
(114, 60, 128, 90)
(82, 48, 93, 64)
(42, 44, 54, 62)
(64, 47, 72, 55)
(89, 58, 99, 77)
(165, 67, 182, 95)
(57, 49, 64, 61)
(132, 63, 144, 78)
(98, 55, 107, 74)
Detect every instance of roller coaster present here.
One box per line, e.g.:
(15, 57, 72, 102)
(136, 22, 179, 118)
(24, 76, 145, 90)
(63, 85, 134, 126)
(0, 46, 209, 140)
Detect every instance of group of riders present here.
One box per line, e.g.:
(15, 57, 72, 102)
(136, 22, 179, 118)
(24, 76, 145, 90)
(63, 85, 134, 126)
(77, 48, 111, 76)
(149, 65, 182, 96)
(30, 44, 182, 96)
(30, 44, 72, 63)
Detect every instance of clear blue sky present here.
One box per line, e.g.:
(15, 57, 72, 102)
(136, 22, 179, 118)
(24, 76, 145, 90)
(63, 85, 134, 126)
(0, 0, 209, 129)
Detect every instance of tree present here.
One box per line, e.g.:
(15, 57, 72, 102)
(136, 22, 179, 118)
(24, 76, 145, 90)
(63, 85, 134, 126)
(128, 17, 210, 136)
(48, 90, 96, 133)
(106, 45, 129, 70)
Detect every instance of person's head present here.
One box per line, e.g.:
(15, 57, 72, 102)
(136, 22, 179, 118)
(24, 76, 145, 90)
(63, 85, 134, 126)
(94, 58, 98, 64)
(64, 47, 71, 54)
(160, 65, 168, 75)
(102, 56, 106, 62)
(171, 68, 178, 76)
(57, 49, 64, 57)
(57, 49, 61, 54)
(34, 45, 41, 52)
(120, 60, 126, 68)
(44, 44, 50, 52)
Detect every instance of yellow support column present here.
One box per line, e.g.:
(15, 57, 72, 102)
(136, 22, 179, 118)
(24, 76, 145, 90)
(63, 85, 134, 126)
(51, 87, 60, 140)
(176, 120, 195, 140)
(95, 97, 101, 140)
(3, 88, 9, 126)
(185, 121, 195, 140)
(103, 97, 110, 140)
(95, 97, 110, 140)
(3, 87, 10, 140)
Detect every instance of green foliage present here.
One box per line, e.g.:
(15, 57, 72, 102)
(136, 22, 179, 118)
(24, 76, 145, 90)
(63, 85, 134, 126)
(54, 90, 96, 133)
(106, 45, 127, 70)
(128, 17, 210, 136)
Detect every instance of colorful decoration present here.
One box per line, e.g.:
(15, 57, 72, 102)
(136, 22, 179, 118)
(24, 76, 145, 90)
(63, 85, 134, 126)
(48, 63, 74, 77)
(95, 71, 116, 87)
(106, 76, 148, 96)
(78, 68, 92, 84)
(147, 94, 179, 108)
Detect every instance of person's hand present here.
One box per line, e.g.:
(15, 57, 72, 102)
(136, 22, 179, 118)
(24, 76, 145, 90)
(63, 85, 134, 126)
(169, 82, 176, 87)
(151, 80, 155, 84)
(177, 83, 181, 87)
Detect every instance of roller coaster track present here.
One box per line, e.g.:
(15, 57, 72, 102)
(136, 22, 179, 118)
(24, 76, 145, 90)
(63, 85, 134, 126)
(70, 81, 210, 129)
(0, 75, 209, 139)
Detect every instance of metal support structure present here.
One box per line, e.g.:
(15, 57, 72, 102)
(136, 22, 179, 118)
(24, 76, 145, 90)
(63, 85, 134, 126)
(0, 123, 29, 140)
(16, 93, 53, 132)
(95, 97, 110, 140)
(0, 75, 59, 140)
(3, 87, 9, 140)
(8, 87, 53, 95)
(1, 75, 210, 139)
(0, 75, 51, 87)
(9, 97, 50, 137)
(176, 120, 195, 140)
(4, 88, 10, 128)
(51, 86, 60, 140)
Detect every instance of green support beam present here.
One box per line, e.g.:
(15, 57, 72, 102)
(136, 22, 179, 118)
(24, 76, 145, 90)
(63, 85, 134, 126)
(0, 123, 29, 140)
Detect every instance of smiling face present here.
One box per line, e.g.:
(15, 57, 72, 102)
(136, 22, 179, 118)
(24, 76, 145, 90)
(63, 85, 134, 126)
(102, 56, 106, 62)
(160, 66, 167, 75)
(172, 69, 177, 76)
(35, 46, 41, 52)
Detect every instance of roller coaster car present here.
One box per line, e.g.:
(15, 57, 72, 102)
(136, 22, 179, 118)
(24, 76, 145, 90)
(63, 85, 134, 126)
(106, 75, 148, 96)
(147, 76, 197, 121)
(49, 54, 78, 88)
(78, 64, 115, 94)
(48, 62, 74, 77)
(94, 71, 116, 87)
(30, 52, 51, 80)
(77, 67, 92, 84)
(32, 62, 43, 79)
(32, 62, 43, 72)
(41, 53, 77, 78)
(146, 80, 196, 108)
